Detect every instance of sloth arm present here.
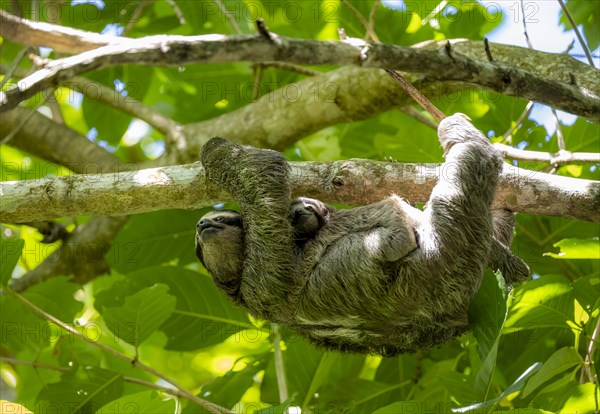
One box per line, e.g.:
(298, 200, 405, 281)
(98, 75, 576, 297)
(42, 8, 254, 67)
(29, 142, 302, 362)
(200, 138, 297, 321)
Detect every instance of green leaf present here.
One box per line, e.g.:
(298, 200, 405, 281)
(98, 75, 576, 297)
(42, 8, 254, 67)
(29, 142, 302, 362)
(198, 358, 266, 409)
(95, 266, 250, 350)
(97, 391, 176, 414)
(107, 209, 203, 273)
(504, 275, 575, 333)
(322, 379, 405, 412)
(374, 401, 452, 413)
(0, 236, 24, 287)
(25, 276, 82, 323)
(468, 270, 507, 398)
(573, 274, 600, 315)
(37, 366, 123, 413)
(559, 0, 600, 50)
(544, 237, 600, 259)
(522, 347, 582, 398)
(439, 371, 476, 405)
(533, 379, 599, 413)
(102, 284, 176, 347)
(261, 332, 324, 405)
(452, 362, 541, 413)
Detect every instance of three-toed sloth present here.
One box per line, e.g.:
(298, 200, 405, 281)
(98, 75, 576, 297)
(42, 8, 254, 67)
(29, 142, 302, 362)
(196, 114, 529, 356)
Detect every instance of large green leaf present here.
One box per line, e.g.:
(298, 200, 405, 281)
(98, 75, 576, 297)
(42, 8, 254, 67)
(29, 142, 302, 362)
(97, 391, 176, 414)
(37, 366, 123, 413)
(195, 357, 267, 410)
(452, 362, 541, 413)
(522, 347, 582, 398)
(504, 274, 575, 333)
(468, 270, 507, 398)
(0, 236, 23, 287)
(573, 274, 600, 314)
(95, 266, 250, 351)
(544, 238, 600, 259)
(107, 209, 206, 273)
(24, 276, 82, 323)
(532, 378, 599, 413)
(101, 284, 176, 347)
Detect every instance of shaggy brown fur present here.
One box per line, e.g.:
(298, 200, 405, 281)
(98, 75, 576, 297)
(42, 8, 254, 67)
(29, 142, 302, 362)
(198, 114, 529, 355)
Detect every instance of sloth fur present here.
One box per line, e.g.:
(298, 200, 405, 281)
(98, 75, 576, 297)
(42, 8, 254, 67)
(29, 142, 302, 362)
(196, 114, 529, 355)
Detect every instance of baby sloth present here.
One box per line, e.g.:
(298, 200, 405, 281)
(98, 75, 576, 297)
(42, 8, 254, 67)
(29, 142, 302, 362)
(197, 114, 529, 355)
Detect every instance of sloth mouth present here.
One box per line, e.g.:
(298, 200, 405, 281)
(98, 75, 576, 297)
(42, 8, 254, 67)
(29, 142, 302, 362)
(198, 224, 225, 241)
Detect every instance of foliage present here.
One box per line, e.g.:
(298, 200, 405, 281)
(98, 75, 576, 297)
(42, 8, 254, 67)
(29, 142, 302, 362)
(1, 1, 599, 413)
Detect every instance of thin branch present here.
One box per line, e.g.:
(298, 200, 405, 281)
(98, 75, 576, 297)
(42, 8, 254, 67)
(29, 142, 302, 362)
(553, 109, 566, 151)
(214, 0, 242, 34)
(0, 107, 131, 172)
(0, 87, 53, 145)
(122, 0, 152, 36)
(519, 1, 565, 154)
(385, 69, 445, 122)
(519, 0, 534, 49)
(367, 1, 381, 39)
(1, 21, 597, 121)
(0, 46, 31, 88)
(580, 318, 600, 383)
(166, 0, 186, 25)
(0, 357, 199, 401)
(501, 101, 534, 144)
(342, 0, 380, 42)
(557, 0, 595, 67)
(0, 64, 180, 139)
(5, 289, 231, 414)
(1, 160, 598, 223)
(399, 106, 439, 130)
(66, 76, 180, 136)
(421, 0, 448, 25)
(272, 325, 289, 403)
(9, 216, 129, 292)
(494, 143, 600, 165)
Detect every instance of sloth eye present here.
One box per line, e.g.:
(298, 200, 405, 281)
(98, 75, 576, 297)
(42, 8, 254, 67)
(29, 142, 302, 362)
(306, 205, 315, 212)
(215, 217, 224, 222)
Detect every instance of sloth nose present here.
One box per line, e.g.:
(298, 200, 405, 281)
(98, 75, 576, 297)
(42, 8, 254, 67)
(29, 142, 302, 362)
(197, 219, 206, 229)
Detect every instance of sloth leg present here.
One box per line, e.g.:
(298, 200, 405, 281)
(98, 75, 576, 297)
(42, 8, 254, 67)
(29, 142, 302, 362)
(490, 210, 530, 282)
(420, 114, 503, 282)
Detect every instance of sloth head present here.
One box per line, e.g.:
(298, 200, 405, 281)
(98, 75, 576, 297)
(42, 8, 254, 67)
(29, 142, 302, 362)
(195, 210, 244, 297)
(289, 197, 333, 246)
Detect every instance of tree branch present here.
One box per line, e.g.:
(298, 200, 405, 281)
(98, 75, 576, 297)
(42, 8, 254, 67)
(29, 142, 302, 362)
(0, 9, 118, 53)
(1, 18, 598, 121)
(494, 143, 600, 165)
(1, 161, 598, 223)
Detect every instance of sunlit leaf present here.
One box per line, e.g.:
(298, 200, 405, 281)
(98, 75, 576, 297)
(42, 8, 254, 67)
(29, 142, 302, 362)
(522, 347, 582, 398)
(504, 275, 575, 333)
(544, 237, 600, 259)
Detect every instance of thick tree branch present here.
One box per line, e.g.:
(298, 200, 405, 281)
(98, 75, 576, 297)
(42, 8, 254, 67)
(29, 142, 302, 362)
(1, 23, 598, 121)
(1, 162, 598, 223)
